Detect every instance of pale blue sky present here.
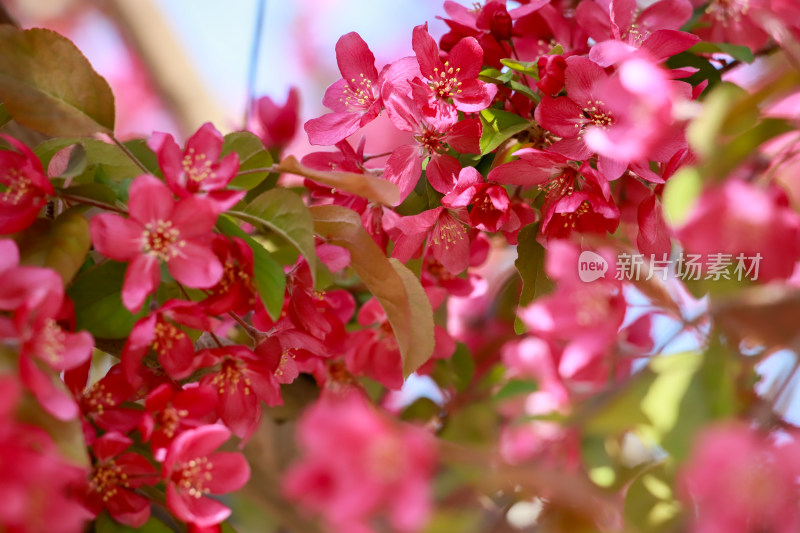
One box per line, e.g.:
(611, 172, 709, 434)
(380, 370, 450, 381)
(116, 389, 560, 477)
(152, 0, 447, 121)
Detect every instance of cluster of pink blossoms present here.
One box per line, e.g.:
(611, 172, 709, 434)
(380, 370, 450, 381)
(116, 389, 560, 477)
(3, 0, 800, 532)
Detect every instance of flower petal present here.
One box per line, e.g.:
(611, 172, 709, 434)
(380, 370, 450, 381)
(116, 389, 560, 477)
(169, 242, 224, 289)
(167, 484, 231, 528)
(122, 254, 160, 313)
(336, 32, 379, 85)
(206, 452, 251, 494)
(89, 214, 142, 262)
(305, 112, 361, 146)
(128, 175, 175, 223)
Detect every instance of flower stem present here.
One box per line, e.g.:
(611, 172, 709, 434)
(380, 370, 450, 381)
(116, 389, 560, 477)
(112, 135, 150, 174)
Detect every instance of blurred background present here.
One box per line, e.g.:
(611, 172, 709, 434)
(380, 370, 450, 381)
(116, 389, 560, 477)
(3, 0, 445, 151)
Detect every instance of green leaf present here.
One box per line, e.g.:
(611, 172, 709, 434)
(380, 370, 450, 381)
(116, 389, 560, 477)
(661, 167, 702, 226)
(58, 143, 88, 178)
(514, 224, 552, 333)
(14, 207, 91, 284)
(578, 370, 655, 436)
(95, 512, 175, 533)
(35, 138, 141, 182)
(690, 42, 755, 63)
(508, 79, 539, 101)
(60, 182, 120, 206)
(401, 397, 440, 422)
(216, 215, 286, 321)
(495, 379, 539, 401)
(479, 67, 514, 84)
(640, 343, 737, 460)
(624, 464, 683, 533)
(451, 343, 475, 392)
(233, 188, 316, 280)
(687, 82, 753, 159)
(479, 107, 530, 155)
(310, 204, 435, 376)
(0, 27, 114, 135)
(707, 118, 794, 179)
(123, 139, 160, 174)
(666, 51, 721, 89)
(68, 260, 147, 338)
(223, 131, 275, 190)
(500, 58, 538, 76)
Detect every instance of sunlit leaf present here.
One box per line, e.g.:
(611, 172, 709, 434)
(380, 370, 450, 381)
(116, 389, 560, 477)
(479, 107, 530, 155)
(661, 167, 702, 226)
(223, 131, 275, 190)
(35, 138, 141, 183)
(500, 58, 539, 76)
(310, 204, 434, 376)
(687, 82, 754, 159)
(0, 27, 114, 135)
(624, 463, 683, 533)
(278, 155, 399, 206)
(495, 379, 539, 402)
(232, 188, 316, 280)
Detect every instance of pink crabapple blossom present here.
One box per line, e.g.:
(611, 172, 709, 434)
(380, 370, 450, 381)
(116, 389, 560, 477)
(162, 425, 250, 527)
(89, 174, 224, 312)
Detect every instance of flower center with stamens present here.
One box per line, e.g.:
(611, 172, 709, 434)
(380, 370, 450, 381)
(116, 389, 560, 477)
(432, 214, 465, 251)
(90, 461, 130, 502)
(212, 358, 251, 396)
(416, 128, 446, 155)
(157, 405, 189, 438)
(35, 319, 67, 366)
(575, 100, 614, 140)
(181, 148, 216, 183)
(141, 220, 184, 261)
(706, 0, 749, 25)
(152, 320, 186, 358)
(625, 23, 650, 46)
(83, 382, 115, 415)
(1, 168, 32, 205)
(558, 199, 592, 231)
(542, 170, 576, 200)
(173, 457, 214, 499)
(339, 73, 377, 111)
(429, 61, 463, 98)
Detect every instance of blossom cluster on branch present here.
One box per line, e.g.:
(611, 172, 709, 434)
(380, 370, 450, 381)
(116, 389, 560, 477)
(2, 0, 800, 532)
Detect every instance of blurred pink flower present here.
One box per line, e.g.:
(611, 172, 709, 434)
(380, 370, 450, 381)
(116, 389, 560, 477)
(680, 424, 800, 533)
(675, 179, 800, 281)
(284, 391, 436, 533)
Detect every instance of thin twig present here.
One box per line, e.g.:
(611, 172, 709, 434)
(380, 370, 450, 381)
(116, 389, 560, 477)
(237, 165, 281, 176)
(58, 192, 127, 214)
(112, 135, 150, 174)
